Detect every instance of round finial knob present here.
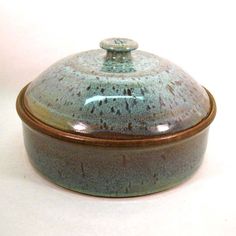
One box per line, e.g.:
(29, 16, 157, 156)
(100, 38, 138, 52)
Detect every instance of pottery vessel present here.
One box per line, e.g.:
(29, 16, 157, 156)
(16, 38, 216, 197)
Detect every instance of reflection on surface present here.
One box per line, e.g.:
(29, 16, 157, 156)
(84, 95, 144, 105)
(156, 124, 170, 132)
(72, 122, 88, 132)
(148, 123, 171, 134)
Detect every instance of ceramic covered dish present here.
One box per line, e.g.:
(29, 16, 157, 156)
(16, 38, 216, 197)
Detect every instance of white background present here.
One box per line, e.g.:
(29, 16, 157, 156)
(0, 0, 236, 235)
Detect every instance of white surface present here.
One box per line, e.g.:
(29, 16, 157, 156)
(0, 1, 236, 235)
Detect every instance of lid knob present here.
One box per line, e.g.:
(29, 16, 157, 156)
(100, 38, 138, 64)
(100, 38, 138, 52)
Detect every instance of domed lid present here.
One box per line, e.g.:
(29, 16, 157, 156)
(23, 38, 211, 138)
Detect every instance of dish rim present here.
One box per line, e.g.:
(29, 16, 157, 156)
(16, 84, 216, 147)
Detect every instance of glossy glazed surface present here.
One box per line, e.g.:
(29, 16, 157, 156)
(24, 38, 210, 138)
(23, 123, 209, 197)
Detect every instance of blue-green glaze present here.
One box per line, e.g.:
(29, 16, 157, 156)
(23, 123, 209, 197)
(24, 38, 210, 137)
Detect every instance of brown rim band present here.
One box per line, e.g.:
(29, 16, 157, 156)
(16, 84, 216, 147)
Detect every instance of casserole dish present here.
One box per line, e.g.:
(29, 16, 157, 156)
(16, 38, 216, 197)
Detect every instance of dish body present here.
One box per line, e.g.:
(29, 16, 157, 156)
(17, 85, 216, 197)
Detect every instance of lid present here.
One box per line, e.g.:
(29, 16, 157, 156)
(23, 38, 211, 138)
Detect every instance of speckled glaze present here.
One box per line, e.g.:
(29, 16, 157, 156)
(16, 38, 216, 197)
(23, 123, 209, 197)
(24, 38, 210, 137)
